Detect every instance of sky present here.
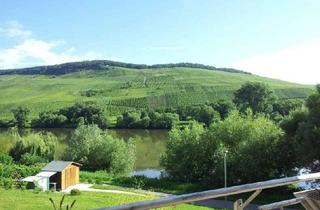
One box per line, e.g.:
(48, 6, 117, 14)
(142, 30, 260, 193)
(0, 0, 320, 84)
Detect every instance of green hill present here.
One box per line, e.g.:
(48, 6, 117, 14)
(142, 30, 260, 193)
(0, 61, 314, 120)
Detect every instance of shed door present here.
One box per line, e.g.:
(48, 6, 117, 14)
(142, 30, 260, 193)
(64, 166, 78, 188)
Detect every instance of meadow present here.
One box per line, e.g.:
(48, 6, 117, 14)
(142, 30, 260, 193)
(0, 66, 313, 121)
(0, 188, 213, 210)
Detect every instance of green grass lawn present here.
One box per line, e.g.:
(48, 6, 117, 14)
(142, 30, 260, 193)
(0, 188, 214, 210)
(0, 67, 314, 120)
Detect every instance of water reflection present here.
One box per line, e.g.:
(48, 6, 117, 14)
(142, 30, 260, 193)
(0, 128, 168, 177)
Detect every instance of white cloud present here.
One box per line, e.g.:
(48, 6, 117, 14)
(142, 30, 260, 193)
(231, 41, 320, 85)
(0, 20, 32, 38)
(0, 21, 102, 69)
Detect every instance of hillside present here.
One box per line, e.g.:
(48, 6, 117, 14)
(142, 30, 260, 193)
(0, 61, 314, 120)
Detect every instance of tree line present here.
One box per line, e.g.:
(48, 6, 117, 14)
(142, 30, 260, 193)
(0, 60, 249, 75)
(0, 82, 304, 129)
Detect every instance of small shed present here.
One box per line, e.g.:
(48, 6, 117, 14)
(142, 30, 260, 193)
(22, 161, 81, 191)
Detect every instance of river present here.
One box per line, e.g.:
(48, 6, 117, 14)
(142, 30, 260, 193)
(0, 128, 168, 178)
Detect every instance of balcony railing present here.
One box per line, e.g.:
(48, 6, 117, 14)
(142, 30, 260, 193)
(94, 172, 320, 210)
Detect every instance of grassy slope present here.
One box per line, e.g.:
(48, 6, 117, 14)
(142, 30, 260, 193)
(0, 67, 313, 120)
(0, 188, 213, 210)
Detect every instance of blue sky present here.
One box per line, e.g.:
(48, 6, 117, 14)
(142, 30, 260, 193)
(0, 0, 320, 84)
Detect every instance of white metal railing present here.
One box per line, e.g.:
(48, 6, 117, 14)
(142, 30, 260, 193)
(94, 172, 320, 210)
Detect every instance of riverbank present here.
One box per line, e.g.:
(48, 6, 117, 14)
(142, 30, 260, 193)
(0, 128, 169, 173)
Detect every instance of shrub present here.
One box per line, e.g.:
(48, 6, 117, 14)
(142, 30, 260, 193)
(32, 111, 67, 128)
(70, 189, 81, 196)
(2, 178, 13, 189)
(0, 153, 13, 165)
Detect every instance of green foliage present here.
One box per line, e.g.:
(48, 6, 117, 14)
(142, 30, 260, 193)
(11, 106, 30, 128)
(79, 171, 113, 184)
(234, 82, 277, 114)
(281, 85, 320, 169)
(81, 170, 205, 195)
(162, 112, 285, 186)
(2, 178, 13, 189)
(70, 189, 81, 196)
(316, 84, 320, 93)
(0, 152, 13, 165)
(0, 119, 14, 128)
(9, 132, 57, 162)
(273, 99, 304, 116)
(19, 153, 46, 166)
(49, 195, 76, 210)
(0, 162, 42, 189)
(149, 111, 179, 129)
(184, 105, 221, 126)
(67, 124, 135, 174)
(161, 122, 226, 184)
(80, 89, 103, 97)
(210, 100, 236, 119)
(116, 111, 179, 129)
(59, 102, 107, 128)
(32, 112, 67, 128)
(31, 102, 107, 128)
(211, 112, 284, 183)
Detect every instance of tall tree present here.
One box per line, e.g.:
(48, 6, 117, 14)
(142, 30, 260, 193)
(234, 82, 277, 114)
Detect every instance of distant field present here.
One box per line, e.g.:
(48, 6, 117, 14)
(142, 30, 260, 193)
(0, 67, 314, 120)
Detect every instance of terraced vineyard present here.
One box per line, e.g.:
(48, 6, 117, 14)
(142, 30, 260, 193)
(0, 65, 314, 120)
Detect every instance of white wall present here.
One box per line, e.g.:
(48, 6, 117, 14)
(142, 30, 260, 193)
(37, 177, 49, 191)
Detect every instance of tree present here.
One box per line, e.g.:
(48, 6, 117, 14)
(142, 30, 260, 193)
(59, 102, 106, 127)
(116, 111, 141, 128)
(280, 85, 320, 171)
(161, 111, 285, 186)
(273, 99, 304, 116)
(234, 82, 276, 114)
(149, 111, 179, 129)
(9, 132, 57, 162)
(161, 122, 224, 183)
(67, 124, 135, 174)
(206, 111, 284, 184)
(11, 106, 30, 128)
(197, 105, 220, 126)
(210, 100, 236, 119)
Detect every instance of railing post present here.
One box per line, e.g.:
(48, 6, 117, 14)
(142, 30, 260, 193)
(233, 199, 243, 210)
(242, 189, 262, 208)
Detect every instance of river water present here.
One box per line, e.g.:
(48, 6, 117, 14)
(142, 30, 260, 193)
(0, 128, 168, 177)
